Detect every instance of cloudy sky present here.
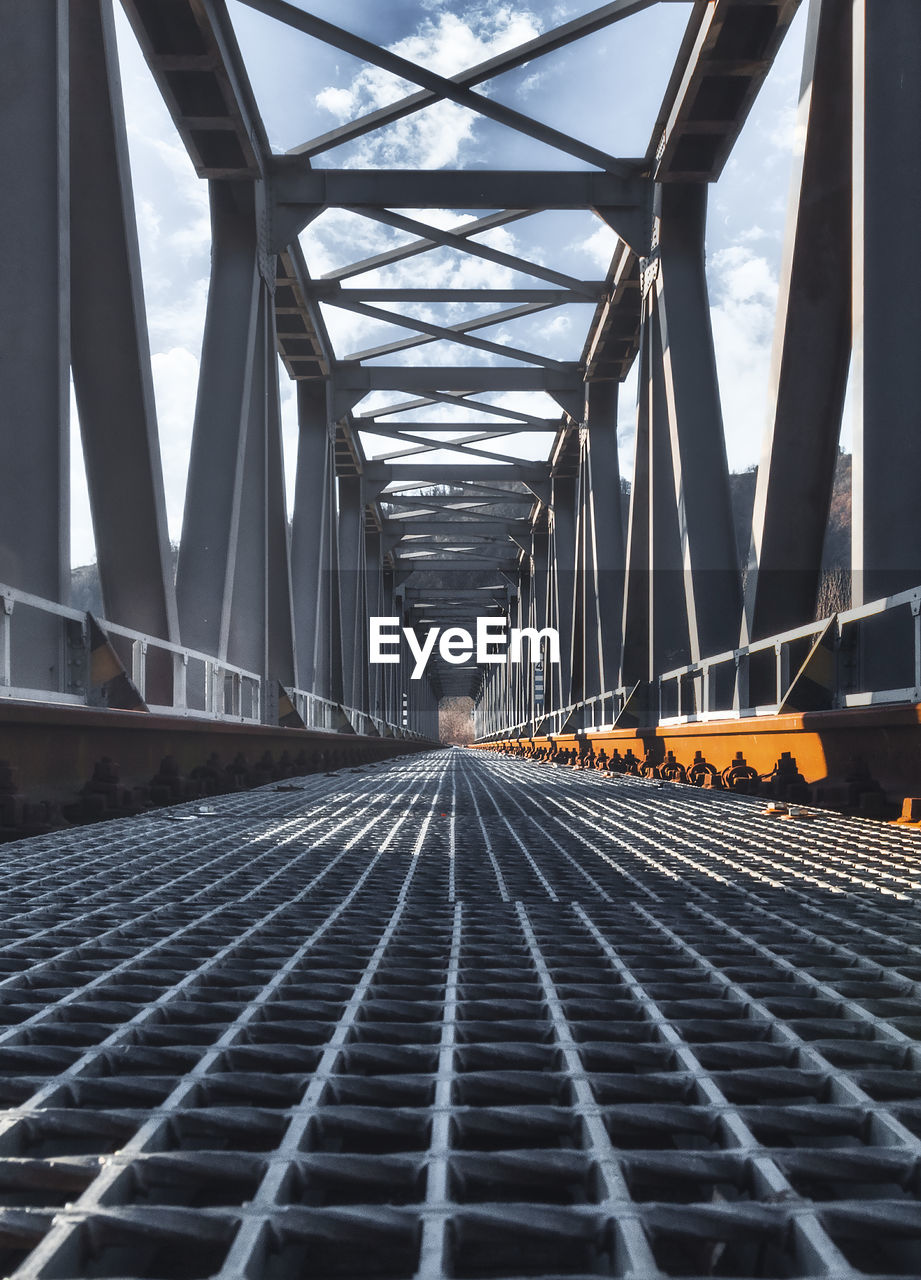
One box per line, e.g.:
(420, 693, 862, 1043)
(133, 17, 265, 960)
(71, 0, 817, 565)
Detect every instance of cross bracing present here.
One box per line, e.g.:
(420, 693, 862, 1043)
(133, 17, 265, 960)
(0, 0, 919, 740)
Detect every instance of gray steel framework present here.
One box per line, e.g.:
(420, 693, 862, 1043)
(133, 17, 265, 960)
(0, 0, 919, 740)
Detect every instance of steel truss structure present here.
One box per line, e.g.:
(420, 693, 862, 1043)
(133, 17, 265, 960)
(0, 0, 919, 743)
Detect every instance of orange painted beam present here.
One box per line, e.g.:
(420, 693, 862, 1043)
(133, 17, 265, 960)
(474, 704, 921, 817)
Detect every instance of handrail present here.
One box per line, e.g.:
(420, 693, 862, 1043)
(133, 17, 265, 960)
(475, 584, 921, 738)
(0, 582, 415, 736)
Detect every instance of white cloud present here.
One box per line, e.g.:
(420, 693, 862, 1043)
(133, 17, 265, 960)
(579, 222, 619, 271)
(738, 224, 772, 245)
(316, 86, 357, 119)
(519, 69, 547, 95)
(769, 101, 800, 155)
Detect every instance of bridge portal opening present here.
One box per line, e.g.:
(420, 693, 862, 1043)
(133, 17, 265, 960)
(439, 696, 475, 745)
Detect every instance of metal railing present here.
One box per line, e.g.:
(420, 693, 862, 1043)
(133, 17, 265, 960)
(287, 689, 414, 739)
(478, 686, 631, 740)
(659, 585, 921, 725)
(0, 583, 263, 722)
(0, 582, 418, 737)
(476, 585, 921, 738)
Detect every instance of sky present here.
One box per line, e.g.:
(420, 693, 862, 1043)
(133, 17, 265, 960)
(70, 0, 818, 566)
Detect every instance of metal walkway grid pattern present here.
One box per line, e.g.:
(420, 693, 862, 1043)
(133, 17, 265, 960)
(1, 751, 921, 1277)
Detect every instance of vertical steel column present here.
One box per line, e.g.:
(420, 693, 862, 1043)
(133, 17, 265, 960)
(337, 476, 364, 713)
(585, 381, 626, 697)
(622, 301, 689, 696)
(176, 183, 260, 659)
(426, 678, 439, 741)
(408, 663, 420, 734)
(405, 665, 415, 733)
(550, 475, 577, 711)
(219, 285, 297, 708)
(569, 451, 588, 713)
(655, 184, 742, 661)
(394, 583, 408, 730)
(852, 0, 921, 604)
(69, 0, 178, 643)
(532, 528, 550, 635)
(510, 587, 522, 728)
(381, 564, 396, 725)
(365, 526, 383, 720)
(291, 382, 329, 694)
(745, 0, 852, 641)
(532, 527, 549, 726)
(0, 1, 70, 689)
(620, 305, 652, 691)
(264, 302, 298, 691)
(226, 290, 269, 679)
(518, 566, 533, 727)
(648, 304, 690, 682)
(324, 410, 344, 707)
(496, 656, 507, 736)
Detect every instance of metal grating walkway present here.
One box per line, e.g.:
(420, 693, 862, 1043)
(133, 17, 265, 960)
(1, 752, 921, 1277)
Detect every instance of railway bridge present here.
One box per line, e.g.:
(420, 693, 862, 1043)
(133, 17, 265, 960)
(1, 0, 921, 1275)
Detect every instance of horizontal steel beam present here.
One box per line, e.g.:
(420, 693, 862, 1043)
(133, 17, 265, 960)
(357, 394, 561, 427)
(329, 288, 603, 303)
(271, 162, 649, 210)
(403, 587, 509, 597)
(383, 497, 537, 512)
(334, 365, 580, 393)
(369, 462, 547, 482)
(386, 522, 521, 538)
(358, 420, 561, 434)
(397, 556, 520, 569)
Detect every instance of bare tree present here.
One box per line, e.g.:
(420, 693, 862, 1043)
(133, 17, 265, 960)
(439, 697, 475, 744)
(816, 565, 851, 618)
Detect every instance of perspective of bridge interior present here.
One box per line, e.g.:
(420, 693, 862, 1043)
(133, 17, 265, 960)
(1, 1, 921, 1277)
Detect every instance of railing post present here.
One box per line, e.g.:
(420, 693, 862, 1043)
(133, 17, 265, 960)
(734, 652, 749, 715)
(64, 618, 88, 698)
(0, 595, 12, 689)
(775, 641, 790, 709)
(912, 596, 921, 700)
(173, 652, 188, 712)
(206, 662, 221, 718)
(131, 638, 147, 700)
